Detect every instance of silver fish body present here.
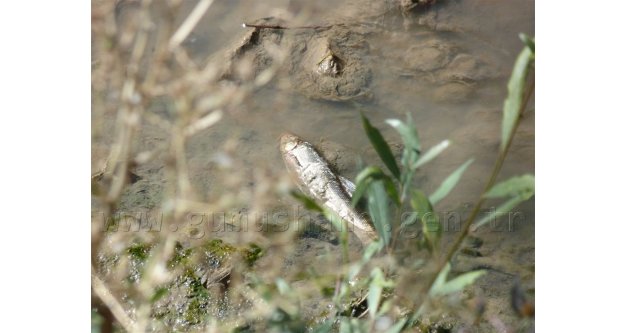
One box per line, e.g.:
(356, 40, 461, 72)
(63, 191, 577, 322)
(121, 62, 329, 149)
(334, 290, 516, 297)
(280, 133, 377, 245)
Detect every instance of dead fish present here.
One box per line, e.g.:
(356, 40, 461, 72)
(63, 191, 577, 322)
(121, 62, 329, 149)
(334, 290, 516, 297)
(280, 132, 377, 245)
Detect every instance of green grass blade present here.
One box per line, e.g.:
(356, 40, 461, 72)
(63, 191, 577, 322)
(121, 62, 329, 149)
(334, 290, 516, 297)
(429, 159, 474, 205)
(361, 113, 401, 180)
(412, 140, 451, 170)
(501, 42, 534, 151)
(368, 180, 391, 245)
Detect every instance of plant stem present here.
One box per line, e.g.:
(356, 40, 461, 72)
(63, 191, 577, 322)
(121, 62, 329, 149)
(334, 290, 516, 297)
(412, 74, 534, 320)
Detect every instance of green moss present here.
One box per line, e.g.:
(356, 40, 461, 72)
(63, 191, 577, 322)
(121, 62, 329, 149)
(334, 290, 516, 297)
(202, 239, 236, 258)
(184, 297, 207, 325)
(321, 286, 335, 297)
(168, 242, 193, 269)
(96, 253, 120, 274)
(150, 287, 169, 303)
(127, 243, 152, 262)
(126, 242, 153, 283)
(242, 243, 264, 267)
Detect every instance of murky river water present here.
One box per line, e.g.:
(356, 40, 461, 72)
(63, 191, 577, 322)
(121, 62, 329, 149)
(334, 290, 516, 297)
(174, 0, 535, 209)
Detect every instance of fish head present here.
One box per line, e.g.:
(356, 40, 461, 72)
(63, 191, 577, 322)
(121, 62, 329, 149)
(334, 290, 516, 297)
(279, 132, 301, 154)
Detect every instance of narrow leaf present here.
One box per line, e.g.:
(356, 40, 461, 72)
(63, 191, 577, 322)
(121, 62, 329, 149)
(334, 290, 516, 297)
(410, 189, 440, 248)
(368, 268, 384, 319)
(429, 159, 474, 205)
(413, 140, 451, 170)
(352, 166, 386, 206)
(520, 33, 535, 54)
(361, 113, 401, 179)
(501, 44, 534, 151)
(430, 262, 451, 296)
(362, 241, 383, 261)
(432, 270, 487, 297)
(386, 115, 421, 157)
(291, 191, 323, 212)
(368, 180, 391, 245)
(410, 189, 434, 215)
(351, 177, 372, 207)
(386, 318, 408, 333)
(322, 208, 347, 234)
(399, 211, 419, 229)
(383, 178, 401, 206)
(474, 195, 525, 229)
(484, 174, 535, 200)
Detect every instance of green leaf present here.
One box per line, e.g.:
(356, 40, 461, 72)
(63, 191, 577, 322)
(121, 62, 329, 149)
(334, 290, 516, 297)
(276, 278, 293, 295)
(475, 174, 534, 230)
(368, 180, 391, 245)
(430, 262, 451, 295)
(322, 208, 348, 234)
(474, 195, 526, 229)
(150, 287, 169, 303)
(91, 310, 103, 333)
(429, 159, 474, 205)
(352, 167, 399, 207)
(362, 240, 384, 261)
(352, 168, 377, 207)
(484, 174, 535, 200)
(501, 43, 534, 151)
(410, 189, 440, 248)
(290, 190, 323, 212)
(412, 140, 450, 170)
(312, 319, 334, 333)
(434, 270, 486, 297)
(410, 189, 434, 215)
(368, 268, 394, 319)
(386, 115, 420, 153)
(387, 114, 424, 200)
(383, 178, 401, 206)
(386, 318, 408, 333)
(291, 188, 358, 246)
(340, 318, 365, 333)
(361, 113, 401, 179)
(368, 268, 384, 319)
(352, 166, 385, 206)
(430, 263, 486, 297)
(520, 33, 535, 54)
(399, 211, 418, 229)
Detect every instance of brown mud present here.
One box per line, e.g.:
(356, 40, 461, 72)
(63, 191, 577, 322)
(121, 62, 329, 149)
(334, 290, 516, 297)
(92, 0, 534, 331)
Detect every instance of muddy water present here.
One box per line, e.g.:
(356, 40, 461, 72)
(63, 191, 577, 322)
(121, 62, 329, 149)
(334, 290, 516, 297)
(95, 0, 534, 330)
(179, 0, 534, 208)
